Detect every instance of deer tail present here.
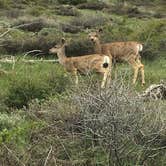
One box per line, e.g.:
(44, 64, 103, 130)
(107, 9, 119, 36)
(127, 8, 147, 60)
(138, 44, 143, 52)
(103, 56, 110, 68)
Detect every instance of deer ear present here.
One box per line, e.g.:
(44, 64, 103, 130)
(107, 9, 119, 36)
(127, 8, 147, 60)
(98, 28, 103, 33)
(61, 38, 66, 44)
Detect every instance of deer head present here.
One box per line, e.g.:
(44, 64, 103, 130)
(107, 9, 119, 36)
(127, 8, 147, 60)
(49, 38, 66, 54)
(88, 28, 103, 43)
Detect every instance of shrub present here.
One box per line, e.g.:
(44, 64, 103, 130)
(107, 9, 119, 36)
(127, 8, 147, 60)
(72, 79, 166, 165)
(18, 0, 57, 5)
(60, 23, 82, 33)
(4, 65, 71, 109)
(70, 13, 107, 29)
(27, 6, 44, 16)
(0, 0, 10, 9)
(12, 18, 49, 32)
(66, 39, 94, 56)
(77, 1, 109, 10)
(1, 78, 165, 165)
(131, 20, 166, 60)
(57, 0, 87, 5)
(5, 78, 50, 109)
(1, 27, 93, 55)
(5, 8, 23, 18)
(55, 5, 80, 16)
(1, 28, 62, 54)
(0, 113, 23, 130)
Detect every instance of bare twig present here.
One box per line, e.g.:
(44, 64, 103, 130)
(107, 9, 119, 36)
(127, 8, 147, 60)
(0, 22, 41, 38)
(0, 28, 11, 38)
(44, 146, 53, 166)
(2, 143, 26, 166)
(0, 58, 58, 63)
(23, 50, 43, 59)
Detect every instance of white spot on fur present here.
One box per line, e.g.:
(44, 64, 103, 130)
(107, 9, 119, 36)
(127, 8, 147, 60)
(139, 44, 143, 52)
(103, 56, 110, 64)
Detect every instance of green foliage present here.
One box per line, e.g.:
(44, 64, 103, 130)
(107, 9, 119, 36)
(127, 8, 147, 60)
(5, 77, 50, 108)
(13, 18, 48, 32)
(77, 1, 108, 10)
(61, 23, 82, 33)
(1, 27, 63, 54)
(20, 0, 57, 5)
(135, 20, 166, 60)
(57, 0, 87, 5)
(70, 13, 108, 29)
(27, 6, 45, 16)
(0, 0, 10, 8)
(5, 8, 22, 18)
(55, 5, 80, 16)
(4, 64, 71, 109)
(0, 111, 44, 148)
(0, 113, 23, 131)
(66, 39, 94, 56)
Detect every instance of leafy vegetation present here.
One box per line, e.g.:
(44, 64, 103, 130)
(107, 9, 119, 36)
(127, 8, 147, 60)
(57, 0, 87, 5)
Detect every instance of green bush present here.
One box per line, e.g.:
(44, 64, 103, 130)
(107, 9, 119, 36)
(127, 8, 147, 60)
(57, 0, 87, 5)
(1, 28, 62, 54)
(12, 18, 48, 32)
(130, 20, 166, 60)
(0, 112, 44, 156)
(19, 0, 56, 5)
(2, 36, 53, 54)
(5, 8, 22, 18)
(55, 5, 80, 16)
(66, 39, 94, 56)
(60, 23, 82, 33)
(0, 0, 10, 8)
(4, 65, 71, 109)
(5, 78, 50, 109)
(70, 13, 108, 29)
(77, 1, 108, 10)
(27, 6, 45, 16)
(0, 113, 22, 130)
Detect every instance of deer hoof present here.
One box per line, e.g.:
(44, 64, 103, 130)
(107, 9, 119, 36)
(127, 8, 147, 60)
(141, 82, 145, 87)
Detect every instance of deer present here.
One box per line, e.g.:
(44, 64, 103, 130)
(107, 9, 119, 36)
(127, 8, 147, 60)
(49, 38, 111, 88)
(88, 29, 145, 86)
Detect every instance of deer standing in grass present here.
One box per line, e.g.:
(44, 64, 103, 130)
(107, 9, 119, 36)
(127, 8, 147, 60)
(88, 29, 145, 86)
(49, 38, 110, 88)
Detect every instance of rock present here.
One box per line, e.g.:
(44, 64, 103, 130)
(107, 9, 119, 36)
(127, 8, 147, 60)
(140, 82, 166, 100)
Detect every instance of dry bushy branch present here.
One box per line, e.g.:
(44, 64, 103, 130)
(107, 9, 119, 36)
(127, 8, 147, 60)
(72, 78, 166, 165)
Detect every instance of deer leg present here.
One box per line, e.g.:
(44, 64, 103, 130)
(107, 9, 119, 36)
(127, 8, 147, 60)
(128, 58, 139, 85)
(107, 56, 112, 86)
(113, 58, 117, 79)
(72, 70, 78, 85)
(101, 70, 109, 88)
(75, 73, 78, 85)
(136, 59, 145, 86)
(75, 74, 78, 85)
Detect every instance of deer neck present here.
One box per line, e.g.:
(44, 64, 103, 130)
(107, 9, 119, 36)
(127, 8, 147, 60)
(94, 39, 102, 54)
(57, 47, 67, 65)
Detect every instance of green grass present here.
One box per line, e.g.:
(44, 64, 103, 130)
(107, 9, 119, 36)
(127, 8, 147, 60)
(145, 56, 166, 84)
(0, 59, 72, 109)
(110, 56, 166, 91)
(0, 56, 165, 102)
